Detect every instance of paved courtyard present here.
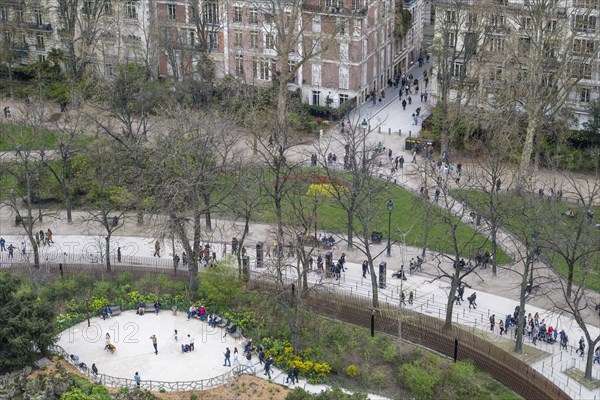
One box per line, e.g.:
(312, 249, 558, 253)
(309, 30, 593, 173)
(57, 310, 249, 383)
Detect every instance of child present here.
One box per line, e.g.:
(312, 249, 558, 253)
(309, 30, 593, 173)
(174, 329, 178, 341)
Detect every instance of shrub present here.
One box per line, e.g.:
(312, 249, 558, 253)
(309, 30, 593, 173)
(400, 361, 438, 400)
(346, 364, 359, 378)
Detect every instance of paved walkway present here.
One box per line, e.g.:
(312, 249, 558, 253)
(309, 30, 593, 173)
(1, 62, 599, 398)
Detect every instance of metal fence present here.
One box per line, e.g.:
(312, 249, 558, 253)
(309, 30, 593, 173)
(49, 344, 256, 392)
(248, 280, 571, 400)
(1, 262, 189, 281)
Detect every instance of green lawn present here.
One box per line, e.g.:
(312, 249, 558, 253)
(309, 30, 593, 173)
(0, 123, 93, 151)
(244, 181, 512, 264)
(454, 189, 600, 292)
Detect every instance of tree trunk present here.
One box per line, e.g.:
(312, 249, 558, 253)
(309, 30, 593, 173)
(346, 211, 354, 250)
(203, 193, 212, 232)
(491, 227, 497, 276)
(514, 259, 530, 353)
(584, 342, 594, 380)
(422, 203, 431, 259)
(65, 189, 72, 224)
(566, 263, 574, 298)
(444, 276, 459, 329)
(105, 233, 111, 271)
(518, 118, 538, 187)
(190, 213, 201, 292)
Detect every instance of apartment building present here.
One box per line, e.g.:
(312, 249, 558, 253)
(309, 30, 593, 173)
(431, 0, 599, 127)
(0, 0, 60, 65)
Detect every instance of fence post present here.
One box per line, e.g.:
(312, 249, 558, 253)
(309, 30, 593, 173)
(378, 126, 381, 133)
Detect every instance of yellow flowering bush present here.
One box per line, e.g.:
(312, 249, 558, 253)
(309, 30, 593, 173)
(313, 363, 332, 376)
(346, 364, 360, 378)
(306, 184, 342, 198)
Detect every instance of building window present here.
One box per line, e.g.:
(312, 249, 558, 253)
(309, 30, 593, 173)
(4, 31, 11, 43)
(450, 62, 463, 78)
(573, 38, 595, 55)
(467, 12, 477, 29)
(234, 30, 242, 47)
(521, 16, 532, 30)
(489, 36, 505, 53)
(208, 31, 218, 50)
(233, 7, 242, 23)
(575, 15, 597, 33)
(249, 8, 258, 24)
(167, 4, 176, 20)
(235, 54, 244, 76)
(445, 10, 456, 23)
(36, 33, 45, 50)
(489, 14, 505, 28)
(189, 31, 195, 47)
(490, 65, 502, 81)
(265, 33, 274, 50)
(312, 90, 321, 105)
(339, 66, 349, 89)
(574, 0, 599, 8)
(204, 0, 218, 25)
(446, 32, 455, 47)
(580, 87, 591, 103)
(105, 64, 113, 76)
(250, 30, 258, 49)
(15, 7, 23, 23)
(253, 57, 274, 80)
(126, 2, 137, 20)
(103, 0, 113, 16)
(339, 94, 349, 104)
(34, 9, 43, 25)
(0, 7, 7, 22)
(38, 54, 46, 62)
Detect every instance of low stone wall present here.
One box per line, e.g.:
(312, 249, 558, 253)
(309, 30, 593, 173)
(0, 366, 32, 399)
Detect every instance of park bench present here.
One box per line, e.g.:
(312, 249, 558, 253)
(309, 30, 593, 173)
(111, 306, 122, 316)
(216, 317, 228, 328)
(15, 215, 32, 226)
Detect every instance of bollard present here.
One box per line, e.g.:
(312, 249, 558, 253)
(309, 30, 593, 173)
(378, 126, 381, 133)
(399, 130, 402, 136)
(426, 299, 429, 308)
(456, 312, 459, 322)
(438, 309, 441, 318)
(409, 130, 412, 137)
(420, 305, 423, 312)
(388, 128, 391, 135)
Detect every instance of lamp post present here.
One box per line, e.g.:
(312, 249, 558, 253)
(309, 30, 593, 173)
(313, 197, 318, 242)
(360, 119, 368, 173)
(386, 199, 393, 257)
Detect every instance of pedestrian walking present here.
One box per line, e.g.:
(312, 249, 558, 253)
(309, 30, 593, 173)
(408, 291, 413, 305)
(4, 106, 11, 118)
(468, 292, 477, 309)
(412, 114, 418, 125)
(286, 367, 294, 384)
(292, 365, 300, 383)
(408, 96, 412, 105)
(150, 335, 158, 355)
(91, 363, 98, 376)
(362, 260, 368, 278)
(499, 320, 504, 336)
(7, 244, 14, 259)
(153, 240, 161, 257)
(20, 241, 26, 256)
(188, 334, 195, 351)
(264, 356, 273, 379)
(258, 349, 265, 365)
(233, 347, 240, 365)
(401, 99, 407, 110)
(0, 237, 5, 252)
(224, 347, 231, 366)
(174, 330, 178, 341)
(117, 247, 122, 262)
(489, 314, 495, 331)
(412, 150, 417, 163)
(134, 372, 141, 387)
(577, 337, 585, 357)
(47, 228, 53, 243)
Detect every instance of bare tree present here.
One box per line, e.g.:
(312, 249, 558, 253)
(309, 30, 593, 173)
(149, 109, 238, 291)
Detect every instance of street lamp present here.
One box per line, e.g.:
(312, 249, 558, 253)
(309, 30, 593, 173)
(360, 119, 368, 173)
(386, 199, 394, 257)
(313, 197, 318, 242)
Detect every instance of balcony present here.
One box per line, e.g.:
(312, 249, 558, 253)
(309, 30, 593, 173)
(301, 3, 367, 17)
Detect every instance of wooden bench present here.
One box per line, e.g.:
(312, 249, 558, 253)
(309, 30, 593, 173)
(15, 215, 32, 226)
(216, 317, 228, 328)
(111, 306, 121, 316)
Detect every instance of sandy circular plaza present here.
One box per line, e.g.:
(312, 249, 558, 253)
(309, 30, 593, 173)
(57, 310, 253, 383)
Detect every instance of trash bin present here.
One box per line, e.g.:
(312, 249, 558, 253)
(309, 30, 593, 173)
(256, 242, 264, 268)
(172, 306, 177, 316)
(371, 231, 383, 244)
(379, 261, 387, 289)
(325, 251, 333, 278)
